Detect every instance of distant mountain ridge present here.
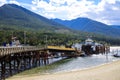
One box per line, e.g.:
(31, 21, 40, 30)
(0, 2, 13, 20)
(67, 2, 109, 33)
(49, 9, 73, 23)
(110, 25, 120, 30)
(52, 18, 120, 37)
(0, 4, 71, 33)
(0, 4, 120, 38)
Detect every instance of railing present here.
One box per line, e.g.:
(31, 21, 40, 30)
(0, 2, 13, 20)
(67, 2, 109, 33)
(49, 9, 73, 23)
(0, 46, 41, 57)
(47, 46, 76, 51)
(0, 45, 76, 57)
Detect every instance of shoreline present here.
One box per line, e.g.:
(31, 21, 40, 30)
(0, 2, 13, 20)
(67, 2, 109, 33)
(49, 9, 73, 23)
(47, 59, 120, 75)
(7, 59, 120, 80)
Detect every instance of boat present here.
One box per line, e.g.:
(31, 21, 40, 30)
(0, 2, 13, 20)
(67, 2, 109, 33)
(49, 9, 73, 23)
(79, 53, 87, 57)
(113, 54, 120, 57)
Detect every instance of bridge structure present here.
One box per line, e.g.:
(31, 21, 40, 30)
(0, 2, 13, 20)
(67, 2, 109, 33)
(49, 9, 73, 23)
(0, 46, 76, 80)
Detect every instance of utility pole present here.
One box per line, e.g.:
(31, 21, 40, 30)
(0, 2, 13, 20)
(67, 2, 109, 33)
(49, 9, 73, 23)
(24, 31, 26, 46)
(45, 35, 48, 48)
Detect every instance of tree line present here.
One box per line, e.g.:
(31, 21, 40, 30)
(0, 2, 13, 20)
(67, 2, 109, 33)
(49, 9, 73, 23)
(0, 29, 120, 46)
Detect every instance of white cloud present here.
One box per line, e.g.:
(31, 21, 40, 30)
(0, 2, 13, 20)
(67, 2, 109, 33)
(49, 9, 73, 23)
(91, 0, 120, 25)
(9, 0, 20, 5)
(0, 0, 120, 25)
(0, 0, 7, 6)
(31, 0, 95, 20)
(105, 0, 116, 4)
(30, 0, 120, 25)
(33, 0, 120, 24)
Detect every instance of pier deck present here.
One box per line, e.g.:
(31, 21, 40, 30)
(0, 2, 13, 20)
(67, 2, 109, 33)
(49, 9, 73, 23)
(0, 46, 76, 80)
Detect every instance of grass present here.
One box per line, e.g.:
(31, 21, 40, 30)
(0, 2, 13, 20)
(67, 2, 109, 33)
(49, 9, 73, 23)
(16, 58, 73, 76)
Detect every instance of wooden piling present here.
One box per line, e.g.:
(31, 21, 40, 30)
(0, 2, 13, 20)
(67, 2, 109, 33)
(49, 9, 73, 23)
(1, 60, 5, 80)
(0, 46, 76, 79)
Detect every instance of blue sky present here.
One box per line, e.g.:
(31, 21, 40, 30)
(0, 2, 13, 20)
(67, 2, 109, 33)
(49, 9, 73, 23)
(0, 0, 120, 25)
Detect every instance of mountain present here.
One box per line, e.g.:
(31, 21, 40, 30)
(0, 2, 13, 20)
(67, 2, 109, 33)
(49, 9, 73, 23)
(110, 25, 120, 30)
(0, 4, 120, 46)
(52, 18, 120, 37)
(0, 4, 120, 37)
(0, 4, 71, 33)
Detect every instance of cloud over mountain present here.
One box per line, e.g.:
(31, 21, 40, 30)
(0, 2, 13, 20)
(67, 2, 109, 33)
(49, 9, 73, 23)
(31, 0, 120, 25)
(0, 0, 120, 25)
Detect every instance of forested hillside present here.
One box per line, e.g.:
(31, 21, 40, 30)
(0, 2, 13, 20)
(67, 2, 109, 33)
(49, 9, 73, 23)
(0, 4, 120, 46)
(0, 4, 70, 33)
(52, 18, 120, 37)
(1, 30, 120, 46)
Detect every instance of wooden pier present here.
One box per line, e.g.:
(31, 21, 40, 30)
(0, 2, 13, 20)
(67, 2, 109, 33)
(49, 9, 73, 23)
(0, 45, 110, 80)
(0, 46, 76, 80)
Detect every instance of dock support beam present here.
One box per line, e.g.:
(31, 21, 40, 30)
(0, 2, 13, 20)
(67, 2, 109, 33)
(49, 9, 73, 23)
(1, 60, 5, 80)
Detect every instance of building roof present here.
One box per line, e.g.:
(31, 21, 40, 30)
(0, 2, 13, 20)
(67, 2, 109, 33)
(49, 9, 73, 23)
(85, 38, 93, 42)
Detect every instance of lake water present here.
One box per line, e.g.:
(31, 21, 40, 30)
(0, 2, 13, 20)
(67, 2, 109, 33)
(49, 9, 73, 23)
(46, 46, 120, 73)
